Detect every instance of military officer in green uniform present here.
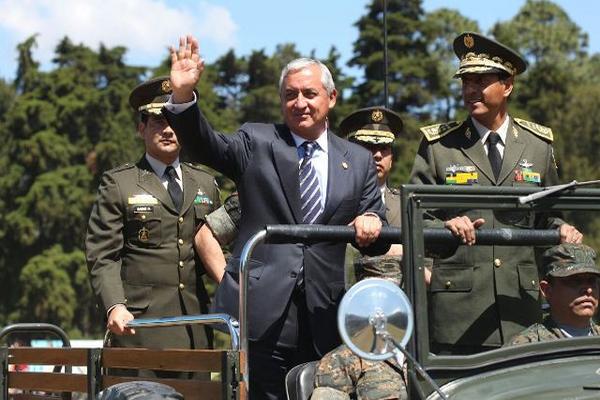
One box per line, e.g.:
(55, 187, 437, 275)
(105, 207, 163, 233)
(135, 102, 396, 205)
(509, 243, 600, 345)
(409, 32, 583, 354)
(85, 76, 223, 377)
(339, 106, 403, 258)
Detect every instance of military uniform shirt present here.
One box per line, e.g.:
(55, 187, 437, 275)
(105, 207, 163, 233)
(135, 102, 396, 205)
(86, 156, 220, 351)
(410, 116, 566, 349)
(508, 316, 600, 345)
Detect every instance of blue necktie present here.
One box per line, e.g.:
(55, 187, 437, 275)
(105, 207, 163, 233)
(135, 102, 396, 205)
(299, 141, 323, 224)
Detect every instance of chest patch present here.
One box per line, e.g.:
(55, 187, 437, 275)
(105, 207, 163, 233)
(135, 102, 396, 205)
(514, 160, 541, 183)
(445, 165, 478, 185)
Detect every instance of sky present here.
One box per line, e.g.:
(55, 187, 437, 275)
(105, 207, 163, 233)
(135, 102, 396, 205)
(1, 0, 598, 81)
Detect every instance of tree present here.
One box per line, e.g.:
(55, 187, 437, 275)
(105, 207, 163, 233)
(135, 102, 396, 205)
(421, 8, 479, 121)
(0, 36, 146, 335)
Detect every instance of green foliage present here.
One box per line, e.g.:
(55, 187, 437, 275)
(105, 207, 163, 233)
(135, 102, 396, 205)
(14, 245, 99, 337)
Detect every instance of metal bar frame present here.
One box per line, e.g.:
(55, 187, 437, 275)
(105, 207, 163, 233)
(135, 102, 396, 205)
(399, 185, 600, 398)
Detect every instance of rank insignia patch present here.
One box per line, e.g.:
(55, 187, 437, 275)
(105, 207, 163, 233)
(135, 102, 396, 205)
(138, 227, 150, 242)
(194, 190, 213, 205)
(445, 165, 478, 185)
(128, 194, 159, 205)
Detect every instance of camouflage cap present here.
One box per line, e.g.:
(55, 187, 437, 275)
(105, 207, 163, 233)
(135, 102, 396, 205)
(354, 255, 403, 286)
(128, 76, 173, 115)
(453, 32, 527, 77)
(338, 106, 403, 146)
(542, 243, 600, 278)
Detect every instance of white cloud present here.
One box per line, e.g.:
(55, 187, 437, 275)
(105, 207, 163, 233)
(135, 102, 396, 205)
(0, 0, 238, 74)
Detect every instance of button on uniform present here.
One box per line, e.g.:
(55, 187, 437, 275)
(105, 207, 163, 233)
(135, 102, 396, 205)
(494, 258, 502, 268)
(179, 261, 184, 268)
(178, 217, 184, 224)
(178, 238, 184, 245)
(179, 283, 185, 290)
(445, 281, 452, 289)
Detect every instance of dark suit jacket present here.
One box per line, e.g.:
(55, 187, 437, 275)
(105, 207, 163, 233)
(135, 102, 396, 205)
(165, 105, 389, 354)
(410, 116, 565, 348)
(85, 156, 219, 350)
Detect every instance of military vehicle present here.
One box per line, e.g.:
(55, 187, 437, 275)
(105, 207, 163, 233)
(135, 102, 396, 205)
(2, 185, 600, 399)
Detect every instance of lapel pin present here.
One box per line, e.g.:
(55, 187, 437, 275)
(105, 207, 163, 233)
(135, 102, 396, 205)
(465, 128, 471, 139)
(342, 161, 349, 169)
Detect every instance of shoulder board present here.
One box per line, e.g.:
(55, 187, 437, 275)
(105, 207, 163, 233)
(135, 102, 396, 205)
(107, 163, 134, 174)
(184, 162, 211, 173)
(419, 121, 463, 142)
(513, 118, 553, 142)
(183, 162, 218, 184)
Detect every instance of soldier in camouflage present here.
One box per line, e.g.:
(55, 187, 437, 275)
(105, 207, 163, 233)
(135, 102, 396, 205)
(312, 256, 407, 400)
(508, 243, 600, 345)
(194, 192, 240, 283)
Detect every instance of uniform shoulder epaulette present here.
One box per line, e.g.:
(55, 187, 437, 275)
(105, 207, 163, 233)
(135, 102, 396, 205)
(513, 118, 553, 142)
(184, 162, 219, 185)
(107, 163, 134, 174)
(184, 162, 211, 173)
(419, 121, 463, 142)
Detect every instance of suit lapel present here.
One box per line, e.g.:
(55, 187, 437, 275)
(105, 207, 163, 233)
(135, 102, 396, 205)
(136, 157, 177, 213)
(460, 118, 496, 183)
(321, 132, 349, 223)
(497, 118, 526, 185)
(272, 126, 303, 223)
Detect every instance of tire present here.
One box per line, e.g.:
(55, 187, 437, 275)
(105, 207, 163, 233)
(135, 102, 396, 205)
(97, 381, 184, 400)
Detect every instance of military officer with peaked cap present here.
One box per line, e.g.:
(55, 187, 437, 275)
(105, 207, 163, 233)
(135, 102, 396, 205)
(85, 76, 223, 377)
(339, 106, 403, 233)
(409, 32, 582, 354)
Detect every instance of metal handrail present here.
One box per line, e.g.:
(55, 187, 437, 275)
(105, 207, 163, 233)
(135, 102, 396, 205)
(127, 313, 240, 350)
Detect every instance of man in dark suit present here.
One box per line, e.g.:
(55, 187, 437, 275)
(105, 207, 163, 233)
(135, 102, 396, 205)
(164, 35, 389, 399)
(85, 76, 224, 377)
(409, 32, 582, 354)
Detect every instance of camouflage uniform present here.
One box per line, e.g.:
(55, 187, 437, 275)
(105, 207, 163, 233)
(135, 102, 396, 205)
(508, 316, 600, 345)
(205, 192, 240, 246)
(313, 254, 407, 400)
(508, 244, 600, 345)
(313, 346, 406, 400)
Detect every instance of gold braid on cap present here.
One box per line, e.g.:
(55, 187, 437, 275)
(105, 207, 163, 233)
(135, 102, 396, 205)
(461, 52, 516, 75)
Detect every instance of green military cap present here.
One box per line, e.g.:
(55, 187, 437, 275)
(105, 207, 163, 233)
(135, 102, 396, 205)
(128, 76, 173, 115)
(338, 106, 403, 145)
(542, 243, 600, 278)
(453, 32, 527, 77)
(354, 255, 403, 286)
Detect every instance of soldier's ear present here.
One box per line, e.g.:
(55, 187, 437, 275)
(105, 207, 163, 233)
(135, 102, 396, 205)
(137, 121, 146, 139)
(539, 279, 552, 300)
(502, 76, 514, 98)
